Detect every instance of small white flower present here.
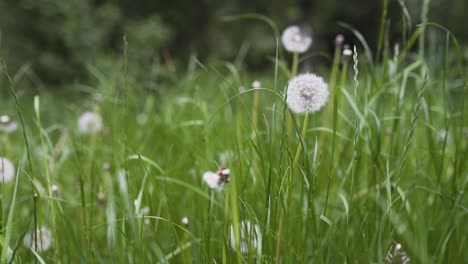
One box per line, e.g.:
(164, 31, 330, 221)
(281, 25, 312, 53)
(228, 220, 262, 254)
(51, 184, 59, 196)
(78, 112, 103, 134)
(203, 171, 221, 190)
(181, 217, 189, 226)
(343, 48, 353, 57)
(0, 115, 9, 123)
(202, 167, 230, 191)
(0, 115, 19, 133)
(23, 226, 53, 252)
(251, 80, 261, 89)
(0, 157, 15, 183)
(286, 73, 329, 114)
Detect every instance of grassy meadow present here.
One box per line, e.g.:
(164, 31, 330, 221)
(1, 15, 468, 264)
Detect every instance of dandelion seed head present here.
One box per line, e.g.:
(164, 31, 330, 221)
(335, 34, 344, 46)
(228, 220, 262, 254)
(286, 73, 329, 114)
(51, 184, 59, 194)
(0, 115, 18, 133)
(0, 157, 15, 183)
(343, 48, 353, 57)
(78, 112, 103, 134)
(281, 26, 312, 53)
(203, 171, 221, 190)
(0, 115, 10, 123)
(252, 80, 261, 89)
(202, 166, 230, 191)
(23, 226, 53, 252)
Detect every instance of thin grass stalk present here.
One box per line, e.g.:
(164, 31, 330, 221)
(275, 113, 309, 263)
(318, 42, 342, 152)
(33, 96, 58, 258)
(1, 58, 38, 254)
(286, 52, 300, 137)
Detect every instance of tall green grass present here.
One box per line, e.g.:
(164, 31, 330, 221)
(1, 6, 467, 264)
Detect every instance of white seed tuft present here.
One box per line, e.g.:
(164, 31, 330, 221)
(0, 157, 15, 183)
(281, 26, 312, 53)
(286, 73, 329, 114)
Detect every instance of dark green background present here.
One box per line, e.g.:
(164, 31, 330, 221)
(0, 0, 466, 86)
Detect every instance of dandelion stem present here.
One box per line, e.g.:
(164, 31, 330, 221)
(276, 113, 309, 263)
(286, 52, 300, 138)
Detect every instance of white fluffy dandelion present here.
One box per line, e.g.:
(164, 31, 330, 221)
(202, 166, 230, 191)
(343, 47, 353, 57)
(0, 115, 19, 133)
(23, 226, 53, 252)
(335, 34, 345, 46)
(0, 157, 15, 183)
(251, 80, 261, 89)
(77, 112, 103, 134)
(228, 220, 262, 254)
(286, 73, 329, 114)
(281, 25, 312, 53)
(181, 217, 189, 226)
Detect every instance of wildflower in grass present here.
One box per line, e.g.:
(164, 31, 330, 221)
(202, 166, 230, 191)
(78, 112, 103, 134)
(0, 157, 15, 183)
(51, 184, 59, 196)
(343, 47, 353, 57)
(386, 243, 411, 264)
(0, 115, 18, 133)
(182, 217, 189, 226)
(228, 220, 262, 254)
(286, 73, 329, 114)
(252, 80, 261, 89)
(281, 25, 312, 53)
(23, 226, 53, 252)
(335, 34, 344, 46)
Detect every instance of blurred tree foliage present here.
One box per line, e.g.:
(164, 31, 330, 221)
(0, 0, 466, 86)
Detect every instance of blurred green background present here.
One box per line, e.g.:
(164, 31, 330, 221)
(0, 0, 467, 87)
